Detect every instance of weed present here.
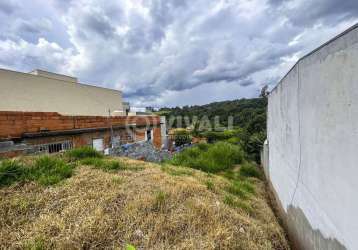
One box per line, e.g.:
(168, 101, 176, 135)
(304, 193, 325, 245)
(223, 194, 253, 214)
(161, 166, 193, 176)
(223, 194, 235, 207)
(154, 190, 168, 211)
(197, 143, 209, 151)
(29, 156, 74, 186)
(24, 236, 46, 250)
(111, 176, 123, 185)
(81, 158, 126, 172)
(125, 244, 136, 250)
(205, 180, 214, 191)
(240, 162, 262, 179)
(226, 180, 255, 199)
(0, 159, 25, 186)
(169, 142, 244, 173)
(66, 147, 103, 160)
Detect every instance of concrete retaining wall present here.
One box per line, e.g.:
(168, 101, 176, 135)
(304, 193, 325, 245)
(266, 24, 358, 250)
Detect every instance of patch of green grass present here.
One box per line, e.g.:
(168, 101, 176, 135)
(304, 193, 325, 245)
(1, 156, 74, 187)
(226, 180, 255, 199)
(66, 146, 103, 160)
(223, 194, 235, 206)
(169, 142, 244, 173)
(125, 244, 136, 250)
(239, 162, 262, 179)
(205, 180, 214, 191)
(223, 194, 253, 214)
(0, 159, 25, 186)
(196, 143, 209, 151)
(161, 166, 193, 176)
(24, 236, 46, 250)
(29, 156, 74, 186)
(81, 158, 125, 172)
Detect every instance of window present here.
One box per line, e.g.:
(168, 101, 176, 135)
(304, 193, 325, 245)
(37, 141, 73, 154)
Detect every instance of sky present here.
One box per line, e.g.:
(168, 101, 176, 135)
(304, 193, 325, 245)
(0, 0, 357, 108)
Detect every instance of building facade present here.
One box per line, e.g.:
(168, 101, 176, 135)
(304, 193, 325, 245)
(0, 68, 125, 116)
(0, 69, 163, 157)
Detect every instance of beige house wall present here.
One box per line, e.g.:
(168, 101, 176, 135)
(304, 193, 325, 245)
(0, 68, 124, 116)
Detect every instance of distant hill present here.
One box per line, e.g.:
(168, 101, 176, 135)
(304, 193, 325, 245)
(158, 98, 267, 134)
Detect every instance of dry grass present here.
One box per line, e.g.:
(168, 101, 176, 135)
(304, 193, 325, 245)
(0, 157, 289, 250)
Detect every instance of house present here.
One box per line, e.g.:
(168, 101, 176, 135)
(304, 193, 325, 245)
(0, 68, 163, 157)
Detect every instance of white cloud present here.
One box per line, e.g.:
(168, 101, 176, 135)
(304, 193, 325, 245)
(0, 0, 357, 107)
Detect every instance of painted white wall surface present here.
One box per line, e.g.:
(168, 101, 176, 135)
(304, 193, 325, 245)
(267, 24, 358, 250)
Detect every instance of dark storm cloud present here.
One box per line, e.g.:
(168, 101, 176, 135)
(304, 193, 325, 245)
(0, 0, 357, 107)
(82, 15, 115, 38)
(0, 0, 18, 15)
(269, 0, 358, 27)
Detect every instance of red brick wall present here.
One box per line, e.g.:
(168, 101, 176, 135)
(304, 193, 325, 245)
(135, 129, 146, 141)
(153, 127, 162, 149)
(0, 111, 161, 139)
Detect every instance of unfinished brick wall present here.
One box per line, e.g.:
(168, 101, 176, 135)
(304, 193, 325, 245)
(153, 127, 162, 149)
(0, 111, 161, 139)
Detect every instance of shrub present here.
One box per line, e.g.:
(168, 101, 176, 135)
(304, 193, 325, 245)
(173, 130, 192, 146)
(81, 158, 125, 172)
(29, 156, 74, 186)
(170, 142, 244, 173)
(240, 163, 262, 179)
(169, 147, 201, 167)
(201, 142, 244, 172)
(66, 147, 103, 160)
(226, 137, 241, 145)
(196, 143, 209, 151)
(0, 160, 25, 186)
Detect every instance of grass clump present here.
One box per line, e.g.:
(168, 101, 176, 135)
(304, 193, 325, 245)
(66, 146, 103, 160)
(161, 165, 193, 176)
(0, 156, 73, 187)
(223, 195, 253, 214)
(240, 162, 262, 179)
(170, 142, 244, 173)
(29, 156, 74, 186)
(226, 180, 255, 199)
(153, 190, 168, 211)
(205, 180, 214, 191)
(0, 159, 25, 186)
(81, 158, 125, 172)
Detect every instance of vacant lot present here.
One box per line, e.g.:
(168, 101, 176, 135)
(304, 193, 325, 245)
(0, 152, 289, 249)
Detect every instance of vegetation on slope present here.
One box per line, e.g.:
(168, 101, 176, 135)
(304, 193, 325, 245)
(0, 148, 289, 249)
(159, 97, 267, 129)
(158, 97, 267, 162)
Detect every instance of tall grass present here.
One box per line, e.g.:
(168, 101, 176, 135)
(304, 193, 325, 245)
(0, 156, 74, 187)
(170, 142, 244, 173)
(0, 160, 25, 186)
(29, 156, 74, 186)
(66, 147, 103, 160)
(81, 158, 125, 172)
(239, 162, 262, 179)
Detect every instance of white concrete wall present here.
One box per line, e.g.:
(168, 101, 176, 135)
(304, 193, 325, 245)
(0, 68, 124, 116)
(267, 24, 358, 250)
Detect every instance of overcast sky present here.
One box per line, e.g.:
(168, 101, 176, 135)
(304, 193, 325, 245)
(0, 0, 357, 107)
